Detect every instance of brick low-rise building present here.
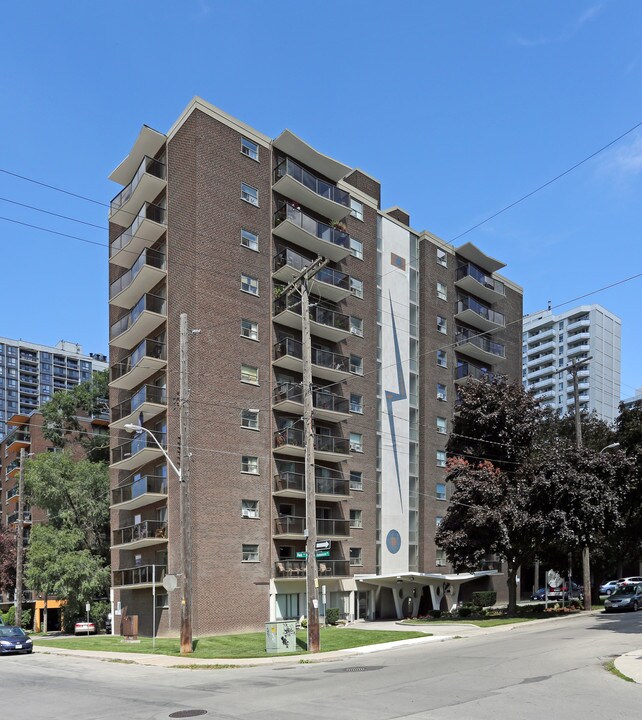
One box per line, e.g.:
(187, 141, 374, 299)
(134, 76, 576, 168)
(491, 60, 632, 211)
(107, 97, 523, 636)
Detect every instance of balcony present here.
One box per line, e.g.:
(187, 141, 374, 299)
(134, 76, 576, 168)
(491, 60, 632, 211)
(527, 340, 556, 354)
(110, 203, 167, 268)
(455, 362, 493, 385)
(273, 427, 350, 462)
(111, 474, 168, 510)
(111, 431, 167, 471)
(273, 516, 350, 539)
(272, 203, 350, 262)
(455, 263, 505, 303)
(526, 352, 556, 368)
(110, 385, 167, 430)
(273, 467, 350, 500)
(567, 343, 591, 357)
(455, 329, 505, 364)
(533, 389, 555, 401)
(273, 296, 350, 342)
(455, 296, 505, 332)
(274, 559, 350, 579)
(5, 430, 31, 452)
(110, 293, 166, 350)
(273, 130, 350, 183)
(567, 331, 590, 343)
(273, 158, 350, 222)
(111, 520, 168, 550)
(113, 564, 166, 589)
(273, 249, 350, 303)
(109, 156, 166, 227)
(6, 485, 19, 502)
(527, 365, 556, 381)
(273, 338, 350, 383)
(455, 242, 506, 275)
(110, 248, 166, 309)
(567, 318, 590, 332)
(110, 339, 167, 391)
(528, 326, 555, 342)
(5, 458, 21, 478)
(273, 382, 350, 422)
(528, 376, 556, 391)
(7, 510, 32, 525)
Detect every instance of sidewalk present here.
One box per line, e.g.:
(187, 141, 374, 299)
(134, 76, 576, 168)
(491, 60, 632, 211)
(614, 650, 642, 684)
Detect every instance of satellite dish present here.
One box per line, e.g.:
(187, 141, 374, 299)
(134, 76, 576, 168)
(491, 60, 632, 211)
(162, 574, 178, 592)
(547, 570, 563, 588)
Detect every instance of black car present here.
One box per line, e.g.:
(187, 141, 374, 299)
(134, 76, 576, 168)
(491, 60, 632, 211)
(604, 584, 642, 612)
(531, 588, 547, 601)
(0, 626, 33, 654)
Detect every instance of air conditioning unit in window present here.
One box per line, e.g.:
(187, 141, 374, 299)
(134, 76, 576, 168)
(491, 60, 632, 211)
(242, 509, 258, 519)
(437, 393, 446, 401)
(436, 560, 446, 567)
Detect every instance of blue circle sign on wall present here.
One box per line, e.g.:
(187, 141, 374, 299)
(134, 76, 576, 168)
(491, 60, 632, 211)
(386, 529, 402, 554)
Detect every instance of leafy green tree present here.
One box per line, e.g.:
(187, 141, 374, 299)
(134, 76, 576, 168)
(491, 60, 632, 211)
(0, 525, 17, 596)
(40, 370, 109, 461)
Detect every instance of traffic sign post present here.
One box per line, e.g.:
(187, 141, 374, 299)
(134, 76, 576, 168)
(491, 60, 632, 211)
(315, 540, 331, 551)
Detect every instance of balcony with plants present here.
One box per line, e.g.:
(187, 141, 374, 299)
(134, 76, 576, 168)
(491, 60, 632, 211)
(111, 519, 168, 550)
(272, 201, 350, 262)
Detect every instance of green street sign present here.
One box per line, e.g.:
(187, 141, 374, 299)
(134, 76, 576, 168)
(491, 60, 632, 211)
(295, 552, 308, 559)
(315, 550, 330, 558)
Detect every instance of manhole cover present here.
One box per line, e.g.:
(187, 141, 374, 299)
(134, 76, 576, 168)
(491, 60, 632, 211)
(169, 711, 208, 719)
(326, 665, 383, 673)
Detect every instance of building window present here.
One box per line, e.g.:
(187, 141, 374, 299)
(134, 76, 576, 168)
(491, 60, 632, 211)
(242, 544, 260, 562)
(350, 355, 363, 375)
(241, 364, 259, 385)
(350, 393, 363, 414)
(437, 248, 448, 267)
(437, 316, 447, 334)
(241, 409, 259, 430)
(436, 549, 446, 567)
(241, 500, 259, 519)
(436, 417, 447, 434)
(436, 482, 447, 500)
(350, 277, 363, 299)
(437, 384, 447, 401)
(350, 470, 363, 491)
(350, 316, 363, 336)
(350, 432, 363, 453)
(437, 282, 447, 301)
(241, 455, 259, 474)
(241, 228, 259, 251)
(436, 450, 447, 467)
(155, 593, 169, 608)
(241, 182, 259, 206)
(350, 199, 364, 221)
(349, 509, 363, 528)
(349, 547, 363, 566)
(349, 236, 363, 260)
(241, 137, 259, 161)
(436, 350, 447, 368)
(241, 274, 259, 296)
(241, 319, 259, 341)
(436, 516, 443, 528)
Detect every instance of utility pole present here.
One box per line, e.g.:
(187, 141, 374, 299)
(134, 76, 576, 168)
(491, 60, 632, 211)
(179, 312, 193, 654)
(15, 447, 26, 628)
(282, 257, 327, 654)
(558, 356, 593, 611)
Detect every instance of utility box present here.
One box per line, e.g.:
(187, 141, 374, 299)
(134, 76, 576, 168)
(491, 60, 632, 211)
(265, 620, 297, 654)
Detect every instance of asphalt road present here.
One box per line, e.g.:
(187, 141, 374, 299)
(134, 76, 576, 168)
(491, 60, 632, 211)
(5, 612, 642, 719)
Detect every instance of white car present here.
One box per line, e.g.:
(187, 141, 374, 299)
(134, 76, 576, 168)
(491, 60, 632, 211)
(600, 580, 621, 595)
(618, 577, 642, 586)
(74, 620, 96, 635)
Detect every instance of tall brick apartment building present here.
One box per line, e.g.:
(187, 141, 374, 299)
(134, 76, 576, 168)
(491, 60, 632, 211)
(107, 97, 522, 636)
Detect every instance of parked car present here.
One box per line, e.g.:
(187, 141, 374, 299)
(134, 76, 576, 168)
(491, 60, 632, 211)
(617, 576, 642, 586)
(0, 626, 33, 654)
(74, 620, 97, 635)
(600, 580, 621, 595)
(548, 581, 584, 601)
(531, 588, 547, 601)
(604, 584, 642, 612)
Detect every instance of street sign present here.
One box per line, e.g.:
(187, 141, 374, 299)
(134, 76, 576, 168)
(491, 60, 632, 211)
(315, 550, 330, 558)
(163, 574, 178, 592)
(295, 551, 308, 559)
(315, 540, 331, 550)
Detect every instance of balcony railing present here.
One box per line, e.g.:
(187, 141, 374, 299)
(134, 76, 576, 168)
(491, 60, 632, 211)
(111, 474, 167, 506)
(273, 517, 349, 537)
(110, 203, 166, 260)
(111, 384, 167, 423)
(274, 470, 349, 497)
(274, 559, 350, 578)
(113, 564, 166, 587)
(5, 430, 31, 448)
(111, 339, 166, 384)
(109, 248, 166, 300)
(274, 295, 350, 333)
(111, 431, 167, 465)
(274, 249, 350, 294)
(112, 520, 167, 546)
(273, 382, 349, 415)
(456, 362, 493, 383)
(6, 486, 19, 501)
(274, 516, 306, 535)
(110, 157, 166, 216)
(273, 338, 350, 374)
(273, 427, 349, 455)
(455, 328, 505, 358)
(456, 296, 505, 327)
(7, 510, 32, 525)
(110, 293, 166, 340)
(274, 159, 350, 208)
(456, 263, 505, 295)
(6, 459, 21, 475)
(273, 200, 350, 249)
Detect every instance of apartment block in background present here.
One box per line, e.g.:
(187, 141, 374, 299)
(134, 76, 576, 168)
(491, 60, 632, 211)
(522, 304, 621, 424)
(107, 97, 523, 636)
(0, 337, 107, 440)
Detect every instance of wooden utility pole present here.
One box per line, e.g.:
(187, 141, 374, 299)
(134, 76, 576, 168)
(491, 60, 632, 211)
(558, 356, 593, 611)
(282, 257, 327, 654)
(15, 447, 26, 628)
(179, 312, 193, 654)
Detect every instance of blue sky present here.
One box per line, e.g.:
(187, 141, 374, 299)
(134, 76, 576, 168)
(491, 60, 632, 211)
(0, 1, 640, 399)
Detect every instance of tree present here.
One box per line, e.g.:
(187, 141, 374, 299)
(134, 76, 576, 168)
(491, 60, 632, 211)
(536, 409, 616, 453)
(0, 525, 17, 596)
(40, 370, 109, 462)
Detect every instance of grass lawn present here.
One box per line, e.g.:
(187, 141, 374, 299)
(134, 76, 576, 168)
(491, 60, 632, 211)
(34, 627, 427, 659)
(402, 617, 534, 628)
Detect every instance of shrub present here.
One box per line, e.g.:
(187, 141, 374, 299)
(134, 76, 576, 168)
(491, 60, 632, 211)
(428, 609, 442, 619)
(471, 591, 497, 608)
(457, 606, 473, 617)
(2, 606, 31, 628)
(325, 607, 340, 626)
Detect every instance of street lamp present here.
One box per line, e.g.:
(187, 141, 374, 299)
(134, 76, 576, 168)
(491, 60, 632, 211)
(123, 423, 192, 653)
